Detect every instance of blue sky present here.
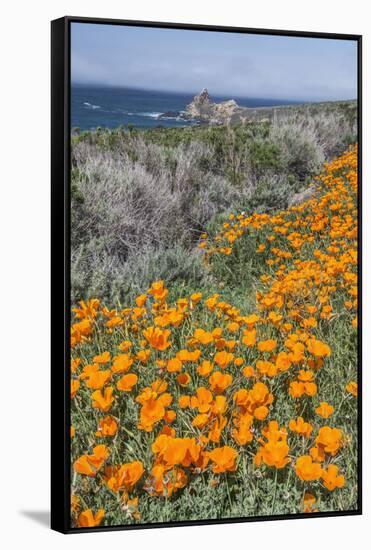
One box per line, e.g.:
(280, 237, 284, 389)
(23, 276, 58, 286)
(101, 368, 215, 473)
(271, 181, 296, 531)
(71, 23, 357, 101)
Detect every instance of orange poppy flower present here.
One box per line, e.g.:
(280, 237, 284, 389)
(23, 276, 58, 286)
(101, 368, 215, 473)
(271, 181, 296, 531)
(106, 316, 123, 329)
(303, 492, 318, 513)
(70, 319, 93, 347)
(309, 445, 326, 463)
(96, 416, 118, 437)
(117, 373, 138, 392)
(74, 445, 109, 477)
(194, 328, 214, 345)
(208, 446, 238, 473)
(315, 402, 334, 419)
(288, 381, 303, 398)
(155, 309, 184, 328)
(250, 382, 273, 406)
(304, 382, 317, 396)
(135, 294, 147, 307)
(197, 360, 214, 377)
(176, 349, 201, 362)
(74, 455, 96, 477)
(243, 314, 260, 327)
(346, 381, 357, 396)
(295, 455, 322, 481)
(72, 298, 100, 320)
(118, 340, 132, 352)
(191, 387, 213, 412)
(137, 397, 168, 432)
(208, 415, 227, 443)
(161, 425, 176, 438)
(289, 379, 317, 398)
(93, 351, 111, 364)
(254, 421, 290, 469)
(85, 369, 111, 390)
(307, 338, 331, 358)
(268, 311, 283, 325)
(289, 342, 305, 363)
(227, 322, 240, 333)
(315, 426, 343, 456)
(167, 358, 183, 373)
(321, 464, 345, 491)
(289, 417, 313, 438)
(242, 329, 256, 347)
(111, 354, 134, 374)
(192, 413, 210, 428)
(232, 413, 254, 446)
(136, 349, 151, 364)
(256, 360, 277, 377)
(71, 357, 81, 373)
(212, 327, 223, 340)
(254, 439, 290, 469)
(212, 395, 227, 415)
(151, 379, 169, 394)
(190, 292, 202, 304)
(107, 461, 144, 492)
(253, 405, 269, 421)
(147, 464, 187, 497)
(171, 370, 189, 386)
(178, 395, 190, 409)
(209, 371, 233, 394)
(142, 326, 171, 351)
(242, 365, 255, 378)
(77, 509, 105, 528)
(79, 363, 99, 379)
(214, 350, 234, 369)
(71, 379, 80, 399)
(152, 434, 202, 470)
(257, 339, 277, 353)
(91, 387, 114, 412)
(275, 351, 292, 372)
(164, 409, 176, 423)
(148, 280, 168, 302)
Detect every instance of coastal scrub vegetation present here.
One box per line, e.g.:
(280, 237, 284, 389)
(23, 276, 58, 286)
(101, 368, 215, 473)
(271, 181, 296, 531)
(70, 124, 359, 528)
(71, 100, 357, 304)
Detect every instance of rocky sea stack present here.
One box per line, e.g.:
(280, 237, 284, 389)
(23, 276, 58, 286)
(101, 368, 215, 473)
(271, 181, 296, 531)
(184, 88, 240, 124)
(157, 89, 355, 127)
(158, 88, 288, 125)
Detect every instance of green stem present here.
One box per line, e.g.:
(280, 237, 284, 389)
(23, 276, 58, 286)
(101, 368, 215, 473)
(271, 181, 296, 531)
(270, 468, 278, 515)
(225, 473, 233, 511)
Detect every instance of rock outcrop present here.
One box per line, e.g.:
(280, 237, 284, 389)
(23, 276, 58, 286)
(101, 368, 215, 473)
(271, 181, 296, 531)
(185, 88, 211, 118)
(157, 90, 355, 127)
(184, 89, 240, 124)
(182, 89, 289, 125)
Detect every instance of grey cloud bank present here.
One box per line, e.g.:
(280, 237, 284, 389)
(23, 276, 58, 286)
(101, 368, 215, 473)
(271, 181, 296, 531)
(71, 23, 357, 102)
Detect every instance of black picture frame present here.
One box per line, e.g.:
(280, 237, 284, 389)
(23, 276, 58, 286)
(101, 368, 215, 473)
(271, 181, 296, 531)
(51, 15, 362, 534)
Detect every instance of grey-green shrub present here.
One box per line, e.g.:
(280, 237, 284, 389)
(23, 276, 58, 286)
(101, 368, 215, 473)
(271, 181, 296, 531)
(71, 100, 357, 303)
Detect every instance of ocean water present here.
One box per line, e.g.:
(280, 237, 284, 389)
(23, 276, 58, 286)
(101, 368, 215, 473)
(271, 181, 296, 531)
(71, 85, 300, 131)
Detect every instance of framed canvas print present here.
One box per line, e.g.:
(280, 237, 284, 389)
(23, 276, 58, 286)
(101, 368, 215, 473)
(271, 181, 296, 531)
(51, 16, 362, 533)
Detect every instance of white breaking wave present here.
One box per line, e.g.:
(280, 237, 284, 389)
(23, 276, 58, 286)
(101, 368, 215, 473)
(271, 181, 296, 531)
(83, 102, 101, 109)
(135, 112, 163, 118)
(160, 116, 181, 121)
(118, 110, 163, 118)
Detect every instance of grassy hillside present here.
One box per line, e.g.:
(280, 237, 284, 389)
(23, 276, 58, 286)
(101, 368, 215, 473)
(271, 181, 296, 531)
(70, 145, 358, 527)
(71, 100, 357, 305)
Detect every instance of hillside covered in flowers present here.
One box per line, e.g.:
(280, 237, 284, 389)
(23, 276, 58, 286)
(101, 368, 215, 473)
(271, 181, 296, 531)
(70, 145, 359, 528)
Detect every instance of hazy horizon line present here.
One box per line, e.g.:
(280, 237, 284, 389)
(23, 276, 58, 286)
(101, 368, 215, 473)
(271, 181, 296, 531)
(71, 81, 357, 103)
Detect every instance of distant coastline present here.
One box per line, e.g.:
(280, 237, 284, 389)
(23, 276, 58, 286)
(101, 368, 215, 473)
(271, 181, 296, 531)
(71, 85, 310, 131)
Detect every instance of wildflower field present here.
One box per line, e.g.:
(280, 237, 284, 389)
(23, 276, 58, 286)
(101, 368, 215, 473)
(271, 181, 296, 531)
(70, 145, 359, 528)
